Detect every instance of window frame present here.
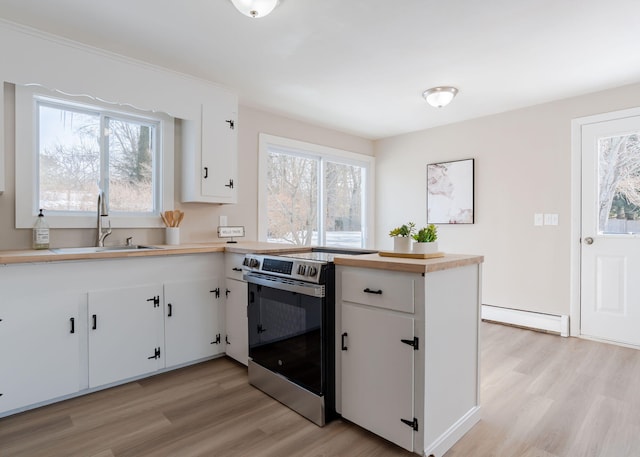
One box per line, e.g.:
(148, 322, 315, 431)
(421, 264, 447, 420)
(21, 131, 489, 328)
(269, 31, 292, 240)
(15, 84, 174, 229)
(258, 133, 375, 248)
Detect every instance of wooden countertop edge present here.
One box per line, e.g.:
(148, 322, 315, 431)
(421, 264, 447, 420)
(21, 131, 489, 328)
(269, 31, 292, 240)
(333, 253, 484, 273)
(0, 242, 310, 265)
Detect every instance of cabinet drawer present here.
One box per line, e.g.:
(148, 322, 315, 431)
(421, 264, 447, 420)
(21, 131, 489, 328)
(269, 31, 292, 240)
(341, 269, 416, 313)
(225, 253, 245, 280)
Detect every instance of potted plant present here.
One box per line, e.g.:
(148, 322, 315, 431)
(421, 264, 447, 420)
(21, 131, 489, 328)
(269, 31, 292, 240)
(389, 222, 415, 252)
(412, 224, 439, 254)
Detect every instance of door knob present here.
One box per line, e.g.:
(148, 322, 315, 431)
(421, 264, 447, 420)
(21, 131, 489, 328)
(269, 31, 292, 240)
(584, 237, 594, 245)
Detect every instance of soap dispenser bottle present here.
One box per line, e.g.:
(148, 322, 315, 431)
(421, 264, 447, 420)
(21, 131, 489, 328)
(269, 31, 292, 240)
(33, 209, 50, 250)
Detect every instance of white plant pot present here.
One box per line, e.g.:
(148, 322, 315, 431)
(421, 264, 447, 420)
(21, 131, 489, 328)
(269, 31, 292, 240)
(412, 241, 438, 254)
(393, 236, 413, 253)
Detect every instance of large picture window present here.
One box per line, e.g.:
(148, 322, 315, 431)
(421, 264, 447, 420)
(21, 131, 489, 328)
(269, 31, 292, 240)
(259, 134, 374, 248)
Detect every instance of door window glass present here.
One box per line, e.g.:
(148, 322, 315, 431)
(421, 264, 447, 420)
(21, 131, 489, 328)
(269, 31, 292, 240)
(598, 133, 640, 234)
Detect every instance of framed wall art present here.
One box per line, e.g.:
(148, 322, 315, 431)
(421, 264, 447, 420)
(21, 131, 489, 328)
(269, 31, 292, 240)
(427, 158, 474, 224)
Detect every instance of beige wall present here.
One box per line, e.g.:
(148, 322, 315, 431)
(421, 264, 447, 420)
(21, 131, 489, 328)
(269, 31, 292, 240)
(375, 82, 640, 316)
(0, 91, 373, 251)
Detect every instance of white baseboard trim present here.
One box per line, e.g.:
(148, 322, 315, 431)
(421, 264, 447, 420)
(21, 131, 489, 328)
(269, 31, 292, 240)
(423, 406, 481, 457)
(481, 305, 569, 337)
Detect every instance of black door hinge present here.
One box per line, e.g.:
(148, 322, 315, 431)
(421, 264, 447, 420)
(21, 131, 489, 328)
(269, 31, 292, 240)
(401, 337, 419, 350)
(210, 288, 221, 298)
(211, 333, 222, 345)
(225, 335, 230, 344)
(147, 295, 160, 308)
(225, 288, 231, 298)
(401, 417, 419, 431)
(225, 119, 235, 130)
(147, 347, 161, 360)
(225, 179, 234, 189)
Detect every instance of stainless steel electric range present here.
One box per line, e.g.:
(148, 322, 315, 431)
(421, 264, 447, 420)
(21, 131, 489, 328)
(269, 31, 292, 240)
(242, 248, 374, 426)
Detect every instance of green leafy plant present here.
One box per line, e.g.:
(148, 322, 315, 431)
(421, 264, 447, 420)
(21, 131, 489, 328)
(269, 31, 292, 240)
(412, 224, 438, 242)
(389, 222, 415, 237)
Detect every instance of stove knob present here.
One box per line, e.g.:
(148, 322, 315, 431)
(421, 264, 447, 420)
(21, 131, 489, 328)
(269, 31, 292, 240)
(249, 258, 260, 268)
(298, 265, 306, 275)
(307, 266, 318, 277)
(242, 257, 250, 266)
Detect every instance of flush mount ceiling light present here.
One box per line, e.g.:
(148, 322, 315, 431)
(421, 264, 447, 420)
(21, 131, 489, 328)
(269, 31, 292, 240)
(422, 86, 459, 108)
(230, 0, 279, 18)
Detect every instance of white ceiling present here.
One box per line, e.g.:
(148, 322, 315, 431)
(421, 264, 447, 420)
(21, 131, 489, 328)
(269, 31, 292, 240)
(1, 0, 639, 140)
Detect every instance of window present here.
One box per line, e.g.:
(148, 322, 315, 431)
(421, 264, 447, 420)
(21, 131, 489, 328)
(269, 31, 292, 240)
(15, 85, 174, 228)
(259, 134, 375, 248)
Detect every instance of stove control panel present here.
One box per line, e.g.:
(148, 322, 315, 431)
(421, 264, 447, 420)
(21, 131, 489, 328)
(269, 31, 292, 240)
(242, 254, 324, 283)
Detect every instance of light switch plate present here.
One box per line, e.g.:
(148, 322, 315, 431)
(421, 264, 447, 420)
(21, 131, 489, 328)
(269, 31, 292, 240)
(534, 213, 543, 226)
(219, 215, 228, 227)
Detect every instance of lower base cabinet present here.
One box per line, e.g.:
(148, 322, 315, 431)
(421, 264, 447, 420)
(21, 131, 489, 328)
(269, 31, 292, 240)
(224, 277, 248, 365)
(164, 279, 224, 368)
(341, 302, 416, 452)
(0, 291, 84, 414)
(88, 284, 165, 388)
(336, 262, 482, 456)
(0, 253, 225, 417)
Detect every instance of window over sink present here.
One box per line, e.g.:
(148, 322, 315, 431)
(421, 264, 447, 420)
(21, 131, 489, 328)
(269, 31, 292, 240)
(14, 85, 174, 229)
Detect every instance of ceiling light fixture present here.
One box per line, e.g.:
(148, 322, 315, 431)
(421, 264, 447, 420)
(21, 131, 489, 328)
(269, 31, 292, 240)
(230, 0, 279, 18)
(422, 86, 459, 108)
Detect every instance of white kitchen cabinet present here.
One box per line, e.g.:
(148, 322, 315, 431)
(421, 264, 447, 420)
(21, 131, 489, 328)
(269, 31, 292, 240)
(182, 91, 238, 204)
(0, 291, 84, 414)
(340, 302, 416, 452)
(224, 278, 248, 365)
(0, 253, 225, 418)
(336, 260, 482, 457)
(224, 253, 248, 365)
(164, 278, 224, 368)
(88, 284, 165, 388)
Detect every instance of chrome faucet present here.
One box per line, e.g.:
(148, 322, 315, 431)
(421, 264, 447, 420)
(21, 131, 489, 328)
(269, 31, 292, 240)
(96, 190, 112, 247)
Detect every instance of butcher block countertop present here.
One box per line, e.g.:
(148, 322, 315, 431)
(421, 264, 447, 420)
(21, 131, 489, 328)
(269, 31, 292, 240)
(333, 252, 484, 274)
(0, 242, 310, 265)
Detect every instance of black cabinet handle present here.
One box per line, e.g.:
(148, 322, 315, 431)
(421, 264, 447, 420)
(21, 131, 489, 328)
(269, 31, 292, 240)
(363, 288, 383, 295)
(232, 267, 242, 272)
(225, 119, 235, 130)
(70, 317, 75, 334)
(341, 332, 348, 351)
(204, 167, 209, 179)
(225, 179, 234, 189)
(92, 314, 97, 330)
(167, 303, 173, 317)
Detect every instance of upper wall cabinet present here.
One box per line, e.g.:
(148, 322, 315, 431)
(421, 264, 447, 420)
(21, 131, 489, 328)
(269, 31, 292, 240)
(182, 91, 238, 204)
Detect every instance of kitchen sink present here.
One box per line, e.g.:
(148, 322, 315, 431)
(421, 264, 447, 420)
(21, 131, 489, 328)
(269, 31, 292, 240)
(51, 245, 161, 254)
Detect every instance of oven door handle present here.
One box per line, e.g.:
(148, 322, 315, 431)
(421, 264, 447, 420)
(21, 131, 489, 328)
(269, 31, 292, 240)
(244, 273, 325, 298)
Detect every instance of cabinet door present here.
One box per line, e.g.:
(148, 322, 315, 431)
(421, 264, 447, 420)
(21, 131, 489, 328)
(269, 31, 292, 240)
(225, 278, 248, 365)
(164, 279, 223, 368)
(200, 97, 238, 203)
(341, 303, 415, 452)
(0, 292, 83, 414)
(88, 284, 164, 388)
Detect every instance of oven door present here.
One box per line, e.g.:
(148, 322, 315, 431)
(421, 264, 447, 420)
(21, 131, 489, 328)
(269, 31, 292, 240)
(247, 275, 325, 395)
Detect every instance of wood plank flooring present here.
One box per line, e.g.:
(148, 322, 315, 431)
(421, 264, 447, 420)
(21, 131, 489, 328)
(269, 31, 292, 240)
(2, 322, 640, 457)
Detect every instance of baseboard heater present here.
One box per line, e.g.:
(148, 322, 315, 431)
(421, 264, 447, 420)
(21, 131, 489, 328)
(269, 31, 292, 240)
(481, 304, 569, 337)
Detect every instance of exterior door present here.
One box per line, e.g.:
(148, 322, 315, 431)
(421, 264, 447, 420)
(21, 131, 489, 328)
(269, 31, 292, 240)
(581, 115, 640, 346)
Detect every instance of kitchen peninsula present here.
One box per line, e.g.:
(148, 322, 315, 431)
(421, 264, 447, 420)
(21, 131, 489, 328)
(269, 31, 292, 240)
(334, 253, 483, 457)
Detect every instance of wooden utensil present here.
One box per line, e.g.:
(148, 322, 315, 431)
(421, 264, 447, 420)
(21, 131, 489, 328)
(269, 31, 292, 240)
(176, 211, 185, 227)
(160, 212, 170, 227)
(165, 210, 174, 227)
(173, 210, 181, 227)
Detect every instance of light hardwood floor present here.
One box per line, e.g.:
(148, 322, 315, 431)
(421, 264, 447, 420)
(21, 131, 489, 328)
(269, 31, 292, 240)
(2, 322, 640, 457)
